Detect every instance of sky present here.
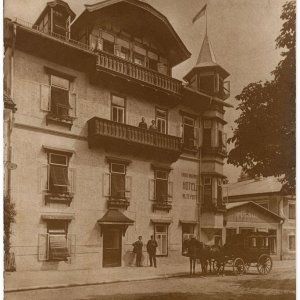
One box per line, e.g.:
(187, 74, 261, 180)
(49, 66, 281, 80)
(4, 0, 287, 182)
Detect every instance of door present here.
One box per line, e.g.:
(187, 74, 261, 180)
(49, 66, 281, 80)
(103, 226, 122, 267)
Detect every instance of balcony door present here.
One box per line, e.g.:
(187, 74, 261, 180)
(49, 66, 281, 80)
(103, 226, 122, 267)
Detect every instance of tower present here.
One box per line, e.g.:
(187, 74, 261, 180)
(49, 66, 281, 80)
(183, 34, 230, 100)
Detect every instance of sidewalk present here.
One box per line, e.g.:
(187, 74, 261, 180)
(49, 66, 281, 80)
(4, 260, 295, 292)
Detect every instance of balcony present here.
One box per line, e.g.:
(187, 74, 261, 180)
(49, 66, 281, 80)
(202, 201, 226, 213)
(202, 146, 227, 157)
(88, 117, 182, 162)
(96, 51, 182, 96)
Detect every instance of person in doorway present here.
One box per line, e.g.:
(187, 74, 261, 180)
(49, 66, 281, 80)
(132, 236, 143, 267)
(138, 117, 148, 129)
(149, 120, 157, 131)
(147, 235, 158, 267)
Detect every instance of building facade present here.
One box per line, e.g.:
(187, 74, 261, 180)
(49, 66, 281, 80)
(4, 0, 232, 272)
(224, 177, 296, 260)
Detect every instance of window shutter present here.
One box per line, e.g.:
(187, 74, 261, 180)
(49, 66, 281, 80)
(177, 124, 183, 140)
(103, 173, 111, 197)
(40, 84, 51, 111)
(40, 164, 49, 193)
(149, 179, 155, 201)
(222, 133, 227, 149)
(114, 44, 121, 56)
(67, 234, 76, 258)
(125, 176, 132, 199)
(69, 92, 77, 118)
(168, 181, 173, 200)
(38, 233, 49, 261)
(68, 168, 76, 194)
(194, 127, 200, 148)
(97, 38, 103, 51)
(214, 73, 220, 93)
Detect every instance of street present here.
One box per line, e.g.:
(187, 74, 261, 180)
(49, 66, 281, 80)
(5, 266, 295, 300)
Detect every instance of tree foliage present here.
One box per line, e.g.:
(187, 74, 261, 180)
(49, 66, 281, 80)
(4, 197, 16, 254)
(228, 1, 295, 191)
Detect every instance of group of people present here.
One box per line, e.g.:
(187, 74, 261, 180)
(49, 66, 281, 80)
(132, 235, 158, 267)
(138, 117, 158, 131)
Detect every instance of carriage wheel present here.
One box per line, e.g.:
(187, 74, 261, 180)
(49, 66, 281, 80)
(257, 254, 272, 275)
(233, 258, 245, 275)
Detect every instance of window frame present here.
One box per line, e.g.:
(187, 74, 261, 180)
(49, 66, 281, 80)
(154, 224, 168, 256)
(288, 235, 296, 251)
(155, 107, 168, 134)
(182, 115, 195, 146)
(154, 170, 169, 202)
(111, 94, 126, 124)
(182, 224, 195, 254)
(289, 204, 295, 220)
(110, 162, 126, 199)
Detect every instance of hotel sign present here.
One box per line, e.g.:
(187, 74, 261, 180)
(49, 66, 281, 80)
(181, 172, 198, 200)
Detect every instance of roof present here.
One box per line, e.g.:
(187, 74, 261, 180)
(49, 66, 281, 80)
(226, 201, 283, 222)
(224, 176, 283, 198)
(183, 34, 230, 82)
(98, 209, 134, 224)
(34, 0, 76, 26)
(72, 0, 190, 67)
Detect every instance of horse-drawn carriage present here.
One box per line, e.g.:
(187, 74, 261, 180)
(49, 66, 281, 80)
(183, 232, 273, 275)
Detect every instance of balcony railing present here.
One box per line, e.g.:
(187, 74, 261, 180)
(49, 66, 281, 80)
(97, 51, 182, 95)
(202, 146, 227, 157)
(14, 18, 93, 53)
(88, 117, 182, 161)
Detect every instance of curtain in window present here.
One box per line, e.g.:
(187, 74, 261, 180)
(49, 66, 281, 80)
(50, 165, 69, 193)
(111, 174, 125, 198)
(49, 235, 69, 260)
(156, 180, 168, 202)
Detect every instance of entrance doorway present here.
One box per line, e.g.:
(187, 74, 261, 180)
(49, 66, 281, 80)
(103, 226, 122, 267)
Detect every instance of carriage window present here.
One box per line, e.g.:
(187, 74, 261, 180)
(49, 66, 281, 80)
(155, 224, 168, 256)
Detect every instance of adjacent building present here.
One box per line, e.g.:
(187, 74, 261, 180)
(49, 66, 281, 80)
(224, 177, 296, 260)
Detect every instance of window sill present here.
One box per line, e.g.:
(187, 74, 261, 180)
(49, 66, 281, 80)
(46, 114, 73, 129)
(45, 193, 73, 205)
(108, 198, 130, 209)
(153, 202, 172, 212)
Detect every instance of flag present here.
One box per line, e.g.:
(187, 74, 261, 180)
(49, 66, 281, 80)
(192, 4, 207, 24)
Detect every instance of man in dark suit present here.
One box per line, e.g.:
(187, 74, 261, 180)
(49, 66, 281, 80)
(132, 236, 143, 267)
(147, 235, 158, 267)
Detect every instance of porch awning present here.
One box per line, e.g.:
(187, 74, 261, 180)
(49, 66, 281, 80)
(97, 209, 134, 225)
(179, 220, 198, 225)
(151, 218, 172, 224)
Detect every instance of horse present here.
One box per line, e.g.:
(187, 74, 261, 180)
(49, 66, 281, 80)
(185, 237, 200, 275)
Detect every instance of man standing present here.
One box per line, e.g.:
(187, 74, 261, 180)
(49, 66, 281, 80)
(132, 236, 143, 267)
(147, 235, 158, 267)
(138, 117, 148, 129)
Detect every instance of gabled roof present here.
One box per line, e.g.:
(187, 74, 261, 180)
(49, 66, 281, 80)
(184, 34, 229, 82)
(226, 201, 283, 222)
(224, 176, 283, 198)
(98, 209, 134, 225)
(34, 0, 76, 26)
(72, 0, 190, 66)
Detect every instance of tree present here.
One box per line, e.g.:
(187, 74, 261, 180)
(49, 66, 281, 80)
(228, 1, 295, 191)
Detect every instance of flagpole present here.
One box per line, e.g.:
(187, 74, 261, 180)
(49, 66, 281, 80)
(205, 7, 208, 36)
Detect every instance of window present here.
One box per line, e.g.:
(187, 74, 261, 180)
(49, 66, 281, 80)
(53, 9, 68, 36)
(217, 178, 223, 206)
(111, 163, 126, 198)
(155, 224, 168, 256)
(156, 108, 167, 134)
(50, 75, 70, 117)
(289, 235, 295, 251)
(198, 75, 215, 94)
(103, 39, 114, 54)
(155, 170, 168, 202)
(214, 235, 222, 246)
(47, 220, 69, 261)
(49, 153, 69, 194)
(119, 47, 130, 60)
(183, 116, 195, 147)
(203, 176, 212, 205)
(148, 58, 157, 71)
(226, 228, 237, 242)
(182, 224, 194, 253)
(133, 52, 145, 66)
(269, 229, 277, 254)
(111, 95, 125, 123)
(203, 120, 212, 147)
(289, 204, 295, 219)
(103, 160, 132, 200)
